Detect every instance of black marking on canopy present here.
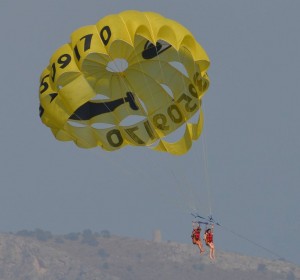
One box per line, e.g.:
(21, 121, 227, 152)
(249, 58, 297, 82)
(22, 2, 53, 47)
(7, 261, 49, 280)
(49, 93, 58, 103)
(39, 105, 44, 118)
(69, 92, 139, 121)
(142, 41, 172, 59)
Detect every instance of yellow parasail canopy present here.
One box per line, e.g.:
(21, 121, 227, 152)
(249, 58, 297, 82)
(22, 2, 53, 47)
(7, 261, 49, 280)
(39, 10, 210, 155)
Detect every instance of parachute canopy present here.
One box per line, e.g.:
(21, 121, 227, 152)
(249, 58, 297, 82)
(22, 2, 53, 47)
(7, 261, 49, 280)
(39, 10, 210, 155)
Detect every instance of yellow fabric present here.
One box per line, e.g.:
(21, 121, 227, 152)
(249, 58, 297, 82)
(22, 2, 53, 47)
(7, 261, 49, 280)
(39, 10, 210, 155)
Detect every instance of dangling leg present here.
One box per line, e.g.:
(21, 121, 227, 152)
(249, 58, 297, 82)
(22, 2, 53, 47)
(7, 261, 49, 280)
(209, 243, 215, 260)
(211, 243, 215, 259)
(196, 240, 205, 254)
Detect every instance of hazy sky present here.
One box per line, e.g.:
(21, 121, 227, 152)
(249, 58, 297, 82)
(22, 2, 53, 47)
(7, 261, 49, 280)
(1, 0, 299, 265)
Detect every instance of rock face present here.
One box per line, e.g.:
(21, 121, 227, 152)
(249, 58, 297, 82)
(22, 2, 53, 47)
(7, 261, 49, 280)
(0, 231, 299, 280)
(0, 234, 114, 280)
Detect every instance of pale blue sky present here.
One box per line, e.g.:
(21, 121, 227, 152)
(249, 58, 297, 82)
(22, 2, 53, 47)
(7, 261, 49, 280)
(0, 0, 299, 265)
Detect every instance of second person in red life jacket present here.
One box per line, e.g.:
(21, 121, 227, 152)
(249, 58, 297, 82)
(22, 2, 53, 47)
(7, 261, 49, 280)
(204, 225, 215, 260)
(191, 225, 205, 254)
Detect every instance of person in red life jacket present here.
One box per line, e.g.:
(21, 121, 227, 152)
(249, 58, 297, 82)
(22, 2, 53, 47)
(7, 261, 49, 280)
(204, 225, 215, 260)
(191, 225, 205, 254)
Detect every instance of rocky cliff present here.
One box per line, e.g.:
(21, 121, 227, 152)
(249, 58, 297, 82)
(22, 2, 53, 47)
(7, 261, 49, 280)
(0, 230, 298, 280)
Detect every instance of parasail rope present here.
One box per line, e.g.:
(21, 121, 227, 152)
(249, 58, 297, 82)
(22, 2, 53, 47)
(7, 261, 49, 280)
(219, 224, 285, 261)
(200, 106, 213, 216)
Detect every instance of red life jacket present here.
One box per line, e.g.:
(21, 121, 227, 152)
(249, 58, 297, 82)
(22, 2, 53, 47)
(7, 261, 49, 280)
(194, 230, 200, 240)
(192, 229, 200, 241)
(206, 232, 213, 243)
